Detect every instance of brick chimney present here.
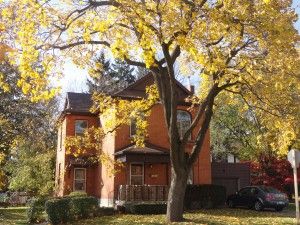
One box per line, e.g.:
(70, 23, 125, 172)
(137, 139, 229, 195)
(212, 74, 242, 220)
(189, 85, 195, 94)
(187, 76, 195, 94)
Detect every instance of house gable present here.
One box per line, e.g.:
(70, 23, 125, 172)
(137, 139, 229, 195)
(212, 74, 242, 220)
(114, 73, 192, 102)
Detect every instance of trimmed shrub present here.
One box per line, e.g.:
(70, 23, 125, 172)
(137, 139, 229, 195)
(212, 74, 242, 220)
(68, 191, 87, 197)
(45, 196, 99, 224)
(97, 207, 115, 216)
(127, 202, 167, 214)
(184, 184, 226, 210)
(69, 196, 98, 219)
(45, 197, 71, 225)
(27, 197, 47, 223)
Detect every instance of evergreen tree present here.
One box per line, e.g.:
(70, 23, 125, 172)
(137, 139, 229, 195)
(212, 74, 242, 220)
(87, 52, 136, 94)
(135, 66, 150, 79)
(86, 52, 113, 93)
(0, 61, 57, 194)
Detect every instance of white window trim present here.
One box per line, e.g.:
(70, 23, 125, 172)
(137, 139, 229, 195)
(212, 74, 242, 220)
(74, 120, 88, 136)
(73, 168, 87, 192)
(130, 163, 144, 185)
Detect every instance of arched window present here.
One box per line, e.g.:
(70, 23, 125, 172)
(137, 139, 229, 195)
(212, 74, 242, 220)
(177, 110, 192, 139)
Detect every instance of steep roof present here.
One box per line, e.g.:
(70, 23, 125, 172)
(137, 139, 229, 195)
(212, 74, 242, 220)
(61, 73, 192, 115)
(114, 73, 192, 101)
(63, 92, 93, 113)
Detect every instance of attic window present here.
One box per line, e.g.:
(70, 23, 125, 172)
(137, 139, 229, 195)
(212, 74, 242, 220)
(75, 120, 88, 136)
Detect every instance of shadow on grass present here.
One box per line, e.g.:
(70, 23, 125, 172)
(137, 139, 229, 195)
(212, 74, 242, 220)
(191, 206, 295, 218)
(0, 207, 28, 225)
(72, 214, 165, 225)
(74, 207, 295, 225)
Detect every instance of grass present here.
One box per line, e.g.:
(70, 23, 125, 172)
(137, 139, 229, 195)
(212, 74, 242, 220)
(0, 207, 28, 225)
(0, 206, 296, 225)
(73, 208, 296, 225)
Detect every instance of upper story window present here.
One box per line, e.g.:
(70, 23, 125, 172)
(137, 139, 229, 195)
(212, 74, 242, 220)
(177, 110, 192, 139)
(59, 125, 63, 150)
(130, 118, 137, 136)
(75, 120, 88, 136)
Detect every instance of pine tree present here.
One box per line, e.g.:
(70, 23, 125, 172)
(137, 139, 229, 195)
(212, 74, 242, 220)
(87, 53, 136, 94)
(86, 52, 113, 93)
(135, 66, 150, 79)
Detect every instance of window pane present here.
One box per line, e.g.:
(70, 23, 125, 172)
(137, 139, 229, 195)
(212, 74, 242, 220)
(177, 111, 191, 121)
(130, 118, 137, 136)
(75, 120, 87, 135)
(131, 176, 143, 185)
(75, 169, 85, 180)
(131, 164, 143, 175)
(74, 180, 85, 191)
(177, 110, 191, 139)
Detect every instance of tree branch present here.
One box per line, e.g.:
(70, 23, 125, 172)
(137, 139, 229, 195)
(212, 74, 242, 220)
(181, 83, 218, 145)
(51, 40, 110, 50)
(88, 0, 120, 7)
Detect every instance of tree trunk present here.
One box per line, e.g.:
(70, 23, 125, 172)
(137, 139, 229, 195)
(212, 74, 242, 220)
(166, 167, 188, 222)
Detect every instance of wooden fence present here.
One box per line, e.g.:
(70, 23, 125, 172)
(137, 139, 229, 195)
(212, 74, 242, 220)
(118, 185, 169, 202)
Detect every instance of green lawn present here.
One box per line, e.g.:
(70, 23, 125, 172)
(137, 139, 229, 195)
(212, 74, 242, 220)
(0, 207, 296, 225)
(0, 207, 28, 225)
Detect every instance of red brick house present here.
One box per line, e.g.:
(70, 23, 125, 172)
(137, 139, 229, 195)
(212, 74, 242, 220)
(55, 74, 211, 206)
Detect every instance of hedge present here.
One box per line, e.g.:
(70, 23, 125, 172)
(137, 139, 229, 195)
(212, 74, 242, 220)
(97, 207, 115, 216)
(27, 197, 47, 223)
(68, 191, 88, 197)
(45, 196, 99, 224)
(184, 184, 226, 209)
(69, 196, 98, 219)
(45, 197, 71, 225)
(126, 202, 167, 214)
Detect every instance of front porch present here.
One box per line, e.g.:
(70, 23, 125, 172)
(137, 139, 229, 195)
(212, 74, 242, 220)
(114, 143, 170, 205)
(117, 185, 169, 203)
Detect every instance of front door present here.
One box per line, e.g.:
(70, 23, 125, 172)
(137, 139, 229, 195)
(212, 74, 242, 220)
(130, 163, 144, 185)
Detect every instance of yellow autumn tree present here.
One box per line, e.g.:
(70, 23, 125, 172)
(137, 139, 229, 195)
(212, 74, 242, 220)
(1, 0, 299, 221)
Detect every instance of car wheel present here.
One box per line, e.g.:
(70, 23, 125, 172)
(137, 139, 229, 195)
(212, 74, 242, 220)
(227, 200, 235, 208)
(275, 206, 284, 212)
(254, 201, 263, 211)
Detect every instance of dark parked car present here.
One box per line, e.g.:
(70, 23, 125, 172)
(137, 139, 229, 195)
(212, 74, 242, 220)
(226, 186, 289, 212)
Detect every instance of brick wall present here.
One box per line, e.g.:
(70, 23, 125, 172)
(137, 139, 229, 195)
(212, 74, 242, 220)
(56, 103, 211, 201)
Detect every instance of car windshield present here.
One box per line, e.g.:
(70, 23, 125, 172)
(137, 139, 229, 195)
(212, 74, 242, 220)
(259, 186, 281, 194)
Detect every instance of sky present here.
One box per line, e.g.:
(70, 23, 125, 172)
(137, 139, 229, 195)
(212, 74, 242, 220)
(59, 1, 300, 96)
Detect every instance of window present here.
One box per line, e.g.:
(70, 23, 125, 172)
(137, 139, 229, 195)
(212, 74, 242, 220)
(75, 120, 88, 136)
(239, 188, 251, 196)
(177, 110, 191, 139)
(74, 168, 86, 191)
(57, 163, 61, 185)
(250, 187, 259, 195)
(130, 164, 144, 185)
(59, 126, 63, 151)
(130, 118, 137, 136)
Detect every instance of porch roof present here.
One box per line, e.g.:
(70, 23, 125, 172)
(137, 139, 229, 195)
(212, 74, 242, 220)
(114, 143, 170, 163)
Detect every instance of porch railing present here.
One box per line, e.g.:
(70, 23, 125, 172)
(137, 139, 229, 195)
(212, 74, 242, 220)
(118, 185, 169, 202)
